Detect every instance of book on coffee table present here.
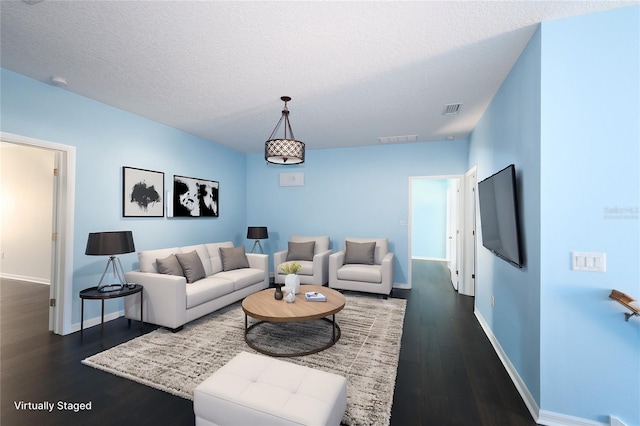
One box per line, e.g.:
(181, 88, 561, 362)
(305, 291, 326, 302)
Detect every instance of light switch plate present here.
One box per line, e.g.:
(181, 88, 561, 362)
(571, 252, 606, 272)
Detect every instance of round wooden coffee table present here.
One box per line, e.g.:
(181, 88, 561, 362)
(242, 285, 346, 357)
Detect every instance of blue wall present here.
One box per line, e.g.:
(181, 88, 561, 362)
(470, 6, 640, 425)
(1, 69, 248, 326)
(0, 67, 470, 327)
(411, 178, 449, 259)
(246, 141, 469, 285)
(469, 22, 543, 405)
(539, 7, 639, 424)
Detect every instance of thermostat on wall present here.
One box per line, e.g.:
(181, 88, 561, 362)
(279, 172, 304, 187)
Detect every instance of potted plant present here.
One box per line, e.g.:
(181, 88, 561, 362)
(279, 261, 302, 295)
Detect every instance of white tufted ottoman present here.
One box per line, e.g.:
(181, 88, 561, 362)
(194, 351, 347, 426)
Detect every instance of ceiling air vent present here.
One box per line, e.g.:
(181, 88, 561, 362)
(442, 103, 462, 115)
(378, 135, 418, 144)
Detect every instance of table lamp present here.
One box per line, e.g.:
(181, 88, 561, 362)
(85, 231, 135, 292)
(247, 226, 268, 254)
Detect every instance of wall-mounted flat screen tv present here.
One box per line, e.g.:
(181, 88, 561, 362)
(477, 164, 523, 268)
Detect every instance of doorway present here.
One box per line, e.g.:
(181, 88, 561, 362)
(0, 132, 75, 335)
(408, 175, 461, 289)
(408, 167, 477, 296)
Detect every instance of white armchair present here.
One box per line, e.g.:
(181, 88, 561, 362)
(274, 236, 331, 286)
(329, 237, 394, 297)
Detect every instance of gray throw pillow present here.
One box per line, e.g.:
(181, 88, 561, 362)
(156, 254, 184, 277)
(219, 246, 250, 271)
(175, 250, 206, 283)
(286, 241, 315, 261)
(345, 241, 376, 265)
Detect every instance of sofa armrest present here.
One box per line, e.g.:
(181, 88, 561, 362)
(313, 249, 332, 284)
(124, 270, 187, 329)
(246, 253, 269, 289)
(246, 253, 268, 271)
(273, 249, 288, 268)
(329, 250, 345, 275)
(273, 250, 288, 283)
(380, 252, 395, 293)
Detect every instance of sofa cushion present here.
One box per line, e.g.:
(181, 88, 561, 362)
(345, 241, 375, 265)
(156, 254, 184, 276)
(216, 268, 265, 291)
(286, 241, 315, 261)
(206, 242, 234, 275)
(138, 247, 180, 273)
(345, 237, 388, 264)
(186, 276, 235, 309)
(290, 235, 330, 254)
(277, 260, 313, 276)
(176, 250, 206, 283)
(180, 244, 213, 276)
(219, 246, 250, 271)
(337, 264, 382, 283)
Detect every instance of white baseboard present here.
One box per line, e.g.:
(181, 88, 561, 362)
(393, 282, 410, 290)
(0, 272, 50, 285)
(474, 309, 612, 426)
(474, 308, 540, 421)
(70, 310, 124, 333)
(537, 410, 608, 426)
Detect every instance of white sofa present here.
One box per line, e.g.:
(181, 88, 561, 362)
(124, 241, 268, 331)
(329, 237, 394, 297)
(274, 235, 331, 286)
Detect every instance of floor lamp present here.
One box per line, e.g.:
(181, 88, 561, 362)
(85, 231, 136, 293)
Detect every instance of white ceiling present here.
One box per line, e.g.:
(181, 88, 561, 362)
(1, 0, 637, 154)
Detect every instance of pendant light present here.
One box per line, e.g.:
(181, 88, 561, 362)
(264, 96, 305, 164)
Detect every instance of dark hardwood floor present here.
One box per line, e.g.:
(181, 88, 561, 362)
(1, 261, 535, 425)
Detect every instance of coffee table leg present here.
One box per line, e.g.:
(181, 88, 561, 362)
(332, 314, 336, 342)
(244, 313, 247, 333)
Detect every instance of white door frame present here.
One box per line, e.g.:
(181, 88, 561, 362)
(1, 132, 75, 335)
(447, 179, 461, 290)
(408, 174, 463, 288)
(459, 166, 478, 296)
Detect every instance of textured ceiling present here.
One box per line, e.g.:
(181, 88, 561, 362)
(1, 1, 637, 153)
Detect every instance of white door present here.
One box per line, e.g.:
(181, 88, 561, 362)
(446, 179, 461, 290)
(459, 166, 477, 296)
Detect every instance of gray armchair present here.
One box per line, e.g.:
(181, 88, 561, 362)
(329, 237, 394, 296)
(274, 236, 331, 286)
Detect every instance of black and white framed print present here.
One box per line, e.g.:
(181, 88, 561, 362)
(122, 166, 164, 217)
(172, 175, 219, 217)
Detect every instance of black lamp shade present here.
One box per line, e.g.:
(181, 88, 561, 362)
(85, 231, 135, 256)
(247, 227, 268, 240)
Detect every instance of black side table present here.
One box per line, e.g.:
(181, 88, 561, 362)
(79, 284, 143, 340)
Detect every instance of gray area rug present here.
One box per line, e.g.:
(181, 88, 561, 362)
(82, 293, 406, 425)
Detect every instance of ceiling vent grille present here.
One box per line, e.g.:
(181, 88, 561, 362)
(378, 135, 418, 144)
(442, 103, 462, 115)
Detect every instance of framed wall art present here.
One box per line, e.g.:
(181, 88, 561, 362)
(172, 175, 219, 217)
(122, 166, 164, 217)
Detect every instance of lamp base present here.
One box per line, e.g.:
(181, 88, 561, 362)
(95, 256, 127, 292)
(250, 240, 264, 254)
(97, 283, 125, 293)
